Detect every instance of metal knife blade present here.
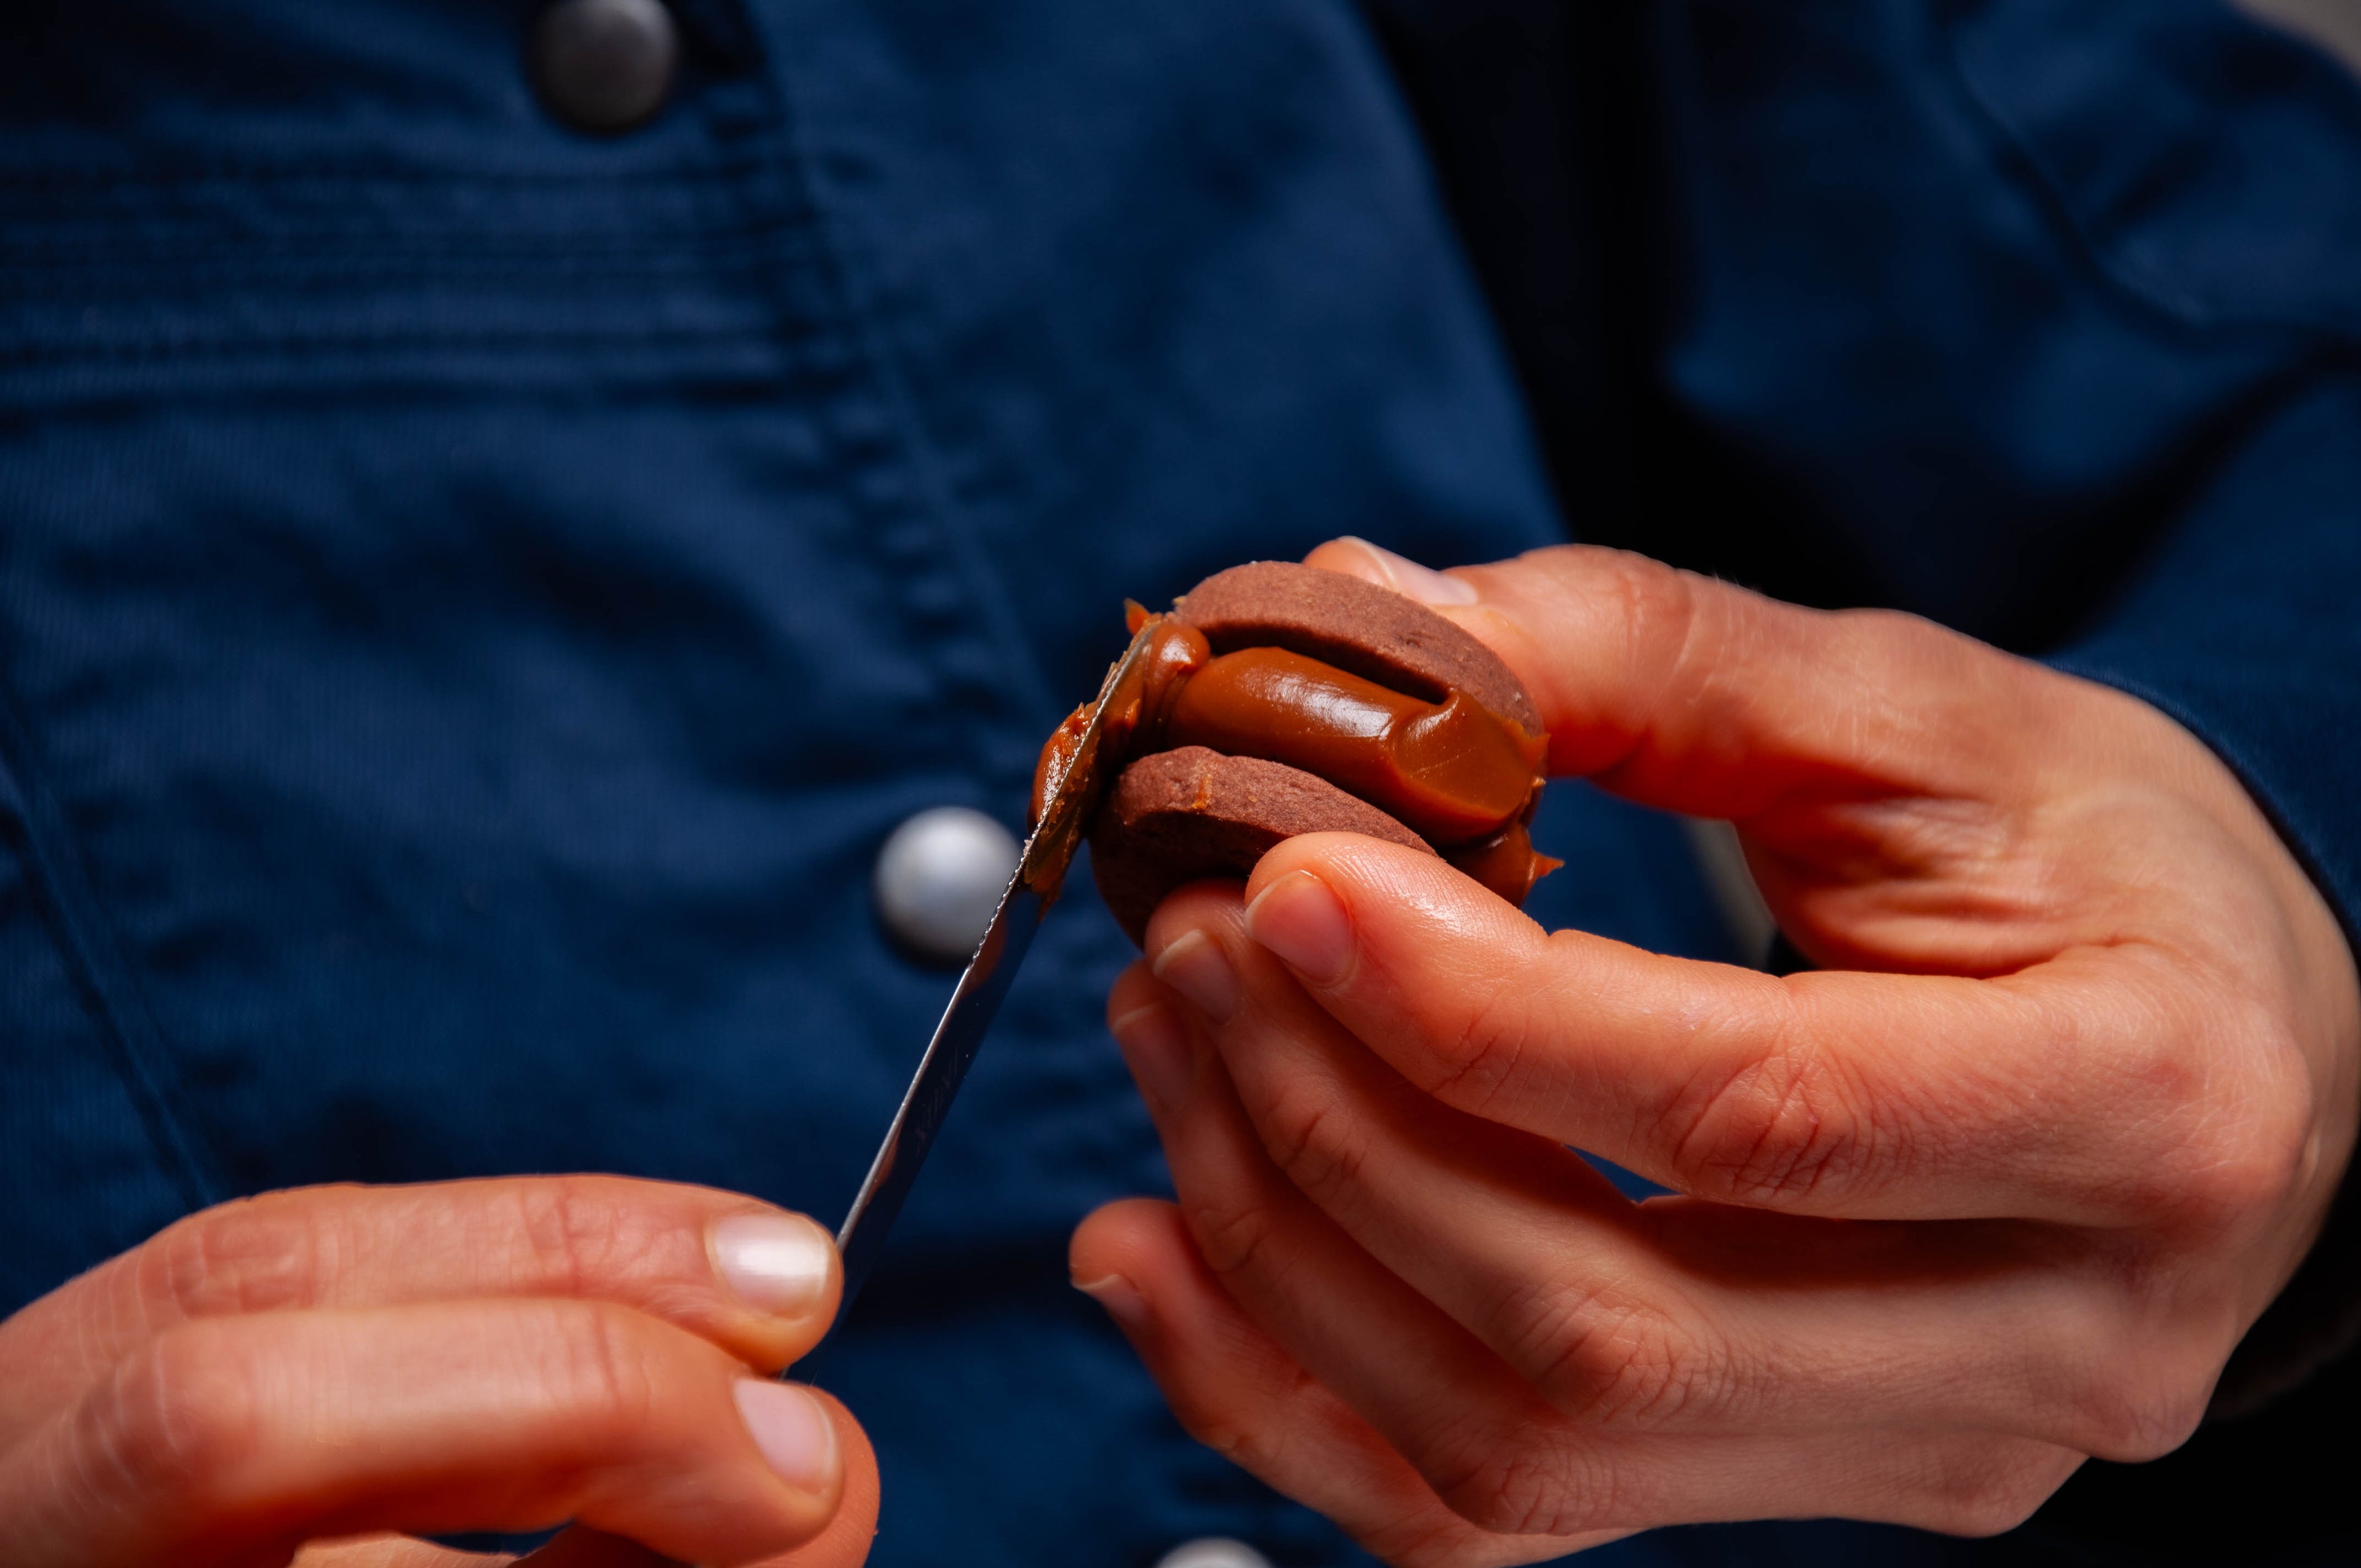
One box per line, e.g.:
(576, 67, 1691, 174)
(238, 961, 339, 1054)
(832, 620, 1160, 1318)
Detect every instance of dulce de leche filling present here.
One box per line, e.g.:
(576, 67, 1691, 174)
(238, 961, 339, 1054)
(1035, 612, 1559, 905)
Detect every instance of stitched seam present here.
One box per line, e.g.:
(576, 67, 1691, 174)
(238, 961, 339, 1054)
(0, 160, 800, 189)
(0, 228, 812, 257)
(0, 682, 219, 1212)
(734, 13, 1062, 764)
(0, 248, 797, 271)
(0, 323, 797, 358)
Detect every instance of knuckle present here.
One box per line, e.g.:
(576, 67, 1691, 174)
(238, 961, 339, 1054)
(2167, 1047, 2311, 1230)
(2047, 1261, 2229, 1460)
(2070, 1361, 2211, 1463)
(77, 1326, 261, 1510)
(1182, 1192, 1283, 1283)
(540, 1301, 663, 1438)
(2096, 982, 2312, 1230)
(146, 1193, 339, 1321)
(1510, 1275, 1720, 1428)
(1663, 1023, 1882, 1208)
(1172, 1402, 1255, 1464)
(504, 1176, 718, 1301)
(1597, 552, 1703, 691)
(1353, 1512, 1493, 1568)
(1924, 1482, 2045, 1538)
(1256, 1075, 1373, 1212)
(2173, 1123, 2299, 1232)
(1911, 1443, 2078, 1537)
(1169, 1362, 1311, 1471)
(510, 1176, 632, 1296)
(1412, 972, 1543, 1117)
(1419, 1417, 1618, 1538)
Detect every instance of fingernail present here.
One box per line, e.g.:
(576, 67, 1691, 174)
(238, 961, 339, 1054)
(1337, 536, 1479, 606)
(1073, 1272, 1153, 1334)
(1111, 1000, 1195, 1114)
(1244, 871, 1355, 987)
(735, 1380, 840, 1495)
(710, 1213, 834, 1318)
(1150, 928, 1238, 1021)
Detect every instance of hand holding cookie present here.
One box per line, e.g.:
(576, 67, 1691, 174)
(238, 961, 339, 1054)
(1071, 540, 2361, 1566)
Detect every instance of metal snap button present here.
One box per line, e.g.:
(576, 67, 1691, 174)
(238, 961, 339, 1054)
(529, 0, 679, 134)
(1155, 1541, 1274, 1568)
(874, 807, 1021, 965)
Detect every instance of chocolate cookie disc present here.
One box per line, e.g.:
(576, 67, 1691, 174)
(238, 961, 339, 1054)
(1175, 560, 1543, 735)
(1051, 561, 1557, 943)
(1090, 746, 1434, 944)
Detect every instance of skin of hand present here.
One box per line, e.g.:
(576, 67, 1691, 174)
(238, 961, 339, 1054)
(0, 1176, 880, 1568)
(1071, 539, 2361, 1566)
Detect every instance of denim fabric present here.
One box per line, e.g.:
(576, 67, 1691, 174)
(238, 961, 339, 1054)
(1, 1, 2355, 1564)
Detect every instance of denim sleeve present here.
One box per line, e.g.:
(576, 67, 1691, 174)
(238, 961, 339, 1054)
(2047, 366, 2361, 1415)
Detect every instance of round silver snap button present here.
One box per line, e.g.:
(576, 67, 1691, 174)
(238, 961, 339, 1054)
(873, 806, 1021, 965)
(529, 0, 679, 134)
(1155, 1540, 1274, 1568)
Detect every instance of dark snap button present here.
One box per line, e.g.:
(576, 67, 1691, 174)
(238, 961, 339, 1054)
(530, 0, 679, 134)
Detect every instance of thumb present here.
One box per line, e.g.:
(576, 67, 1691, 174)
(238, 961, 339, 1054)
(1304, 537, 2050, 822)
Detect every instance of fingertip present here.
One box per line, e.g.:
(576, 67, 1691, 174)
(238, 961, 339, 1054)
(1107, 957, 1161, 1026)
(1303, 536, 1394, 586)
(735, 1382, 841, 1504)
(1141, 881, 1250, 1024)
(1242, 869, 1354, 989)
(1073, 1196, 1187, 1280)
(1071, 1199, 1192, 1342)
(1246, 835, 1551, 1007)
(1111, 996, 1197, 1115)
(1306, 538, 1479, 606)
(1248, 830, 1410, 884)
(709, 1213, 837, 1324)
(1141, 878, 1247, 951)
(1149, 929, 1239, 1023)
(1245, 833, 1475, 922)
(817, 1390, 879, 1532)
(752, 1389, 879, 1568)
(1072, 1270, 1154, 1337)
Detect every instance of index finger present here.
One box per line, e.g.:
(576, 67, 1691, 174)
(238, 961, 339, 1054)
(0, 1176, 840, 1446)
(1305, 539, 2054, 818)
(1236, 836, 2295, 1229)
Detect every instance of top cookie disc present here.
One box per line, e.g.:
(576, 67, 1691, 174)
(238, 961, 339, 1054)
(1173, 561, 1541, 735)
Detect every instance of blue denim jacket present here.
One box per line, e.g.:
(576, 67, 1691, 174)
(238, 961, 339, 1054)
(2, 2, 2355, 1564)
